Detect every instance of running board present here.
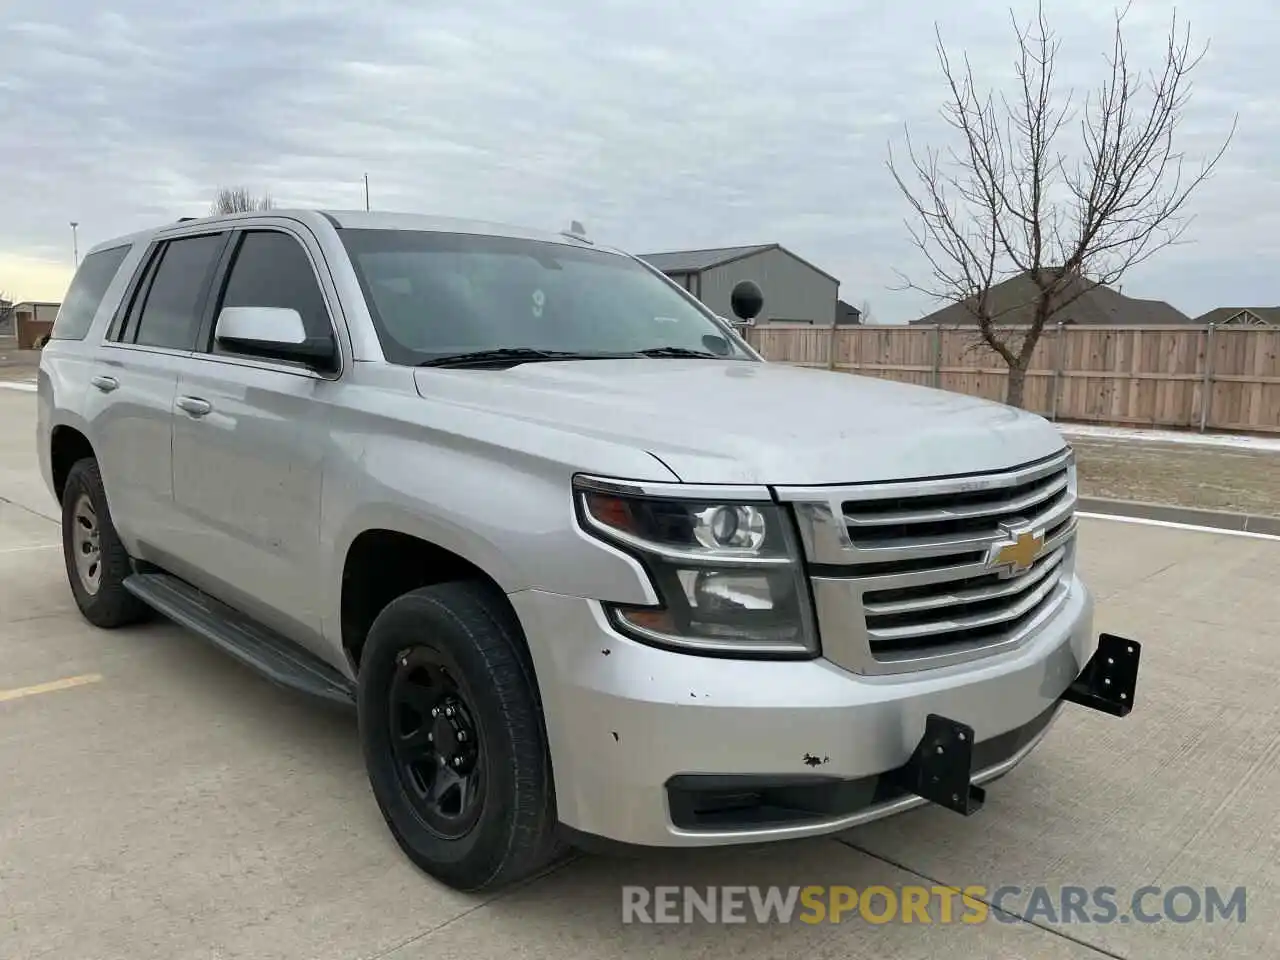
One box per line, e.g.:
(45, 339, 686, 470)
(124, 573, 356, 708)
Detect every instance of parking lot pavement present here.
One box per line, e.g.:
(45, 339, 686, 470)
(0, 390, 54, 522)
(2, 387, 1278, 959)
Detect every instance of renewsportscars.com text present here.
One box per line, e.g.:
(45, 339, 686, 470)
(621, 884, 1247, 925)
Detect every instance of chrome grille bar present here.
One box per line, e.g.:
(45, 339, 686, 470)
(866, 561, 1065, 642)
(863, 547, 1066, 617)
(779, 448, 1079, 676)
(843, 472, 1069, 528)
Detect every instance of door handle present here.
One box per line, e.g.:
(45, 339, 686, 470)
(90, 375, 119, 393)
(176, 396, 213, 417)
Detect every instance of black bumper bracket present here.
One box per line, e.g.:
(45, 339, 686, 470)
(891, 714, 986, 816)
(1061, 632, 1141, 717)
(893, 634, 1142, 816)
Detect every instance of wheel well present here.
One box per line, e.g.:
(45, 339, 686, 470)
(340, 530, 513, 669)
(50, 426, 95, 502)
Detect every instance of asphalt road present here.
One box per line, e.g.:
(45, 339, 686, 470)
(1, 383, 1277, 960)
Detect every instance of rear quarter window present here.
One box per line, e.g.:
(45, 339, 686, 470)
(51, 245, 132, 341)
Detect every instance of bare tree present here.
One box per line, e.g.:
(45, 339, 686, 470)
(211, 186, 274, 215)
(888, 3, 1234, 407)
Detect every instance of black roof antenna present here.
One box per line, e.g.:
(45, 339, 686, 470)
(561, 220, 592, 244)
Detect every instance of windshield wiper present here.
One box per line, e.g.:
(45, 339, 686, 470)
(634, 346, 724, 359)
(419, 345, 728, 369)
(418, 348, 618, 369)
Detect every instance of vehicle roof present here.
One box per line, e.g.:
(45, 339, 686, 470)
(84, 209, 615, 259)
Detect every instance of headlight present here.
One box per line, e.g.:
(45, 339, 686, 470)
(573, 477, 817, 657)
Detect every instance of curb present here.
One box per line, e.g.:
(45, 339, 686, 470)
(1077, 496, 1280, 536)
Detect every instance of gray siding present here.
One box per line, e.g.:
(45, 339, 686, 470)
(697, 248, 838, 326)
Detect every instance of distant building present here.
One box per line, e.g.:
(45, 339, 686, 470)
(8, 301, 60, 348)
(909, 271, 1190, 327)
(639, 243, 840, 327)
(1193, 307, 1279, 327)
(835, 299, 862, 325)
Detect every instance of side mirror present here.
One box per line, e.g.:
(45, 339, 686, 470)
(215, 306, 337, 370)
(730, 280, 764, 323)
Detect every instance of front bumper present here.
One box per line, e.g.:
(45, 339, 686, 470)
(511, 572, 1123, 849)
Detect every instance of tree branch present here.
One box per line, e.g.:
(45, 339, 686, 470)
(888, 0, 1234, 406)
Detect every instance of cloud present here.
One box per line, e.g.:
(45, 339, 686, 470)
(0, 0, 1265, 320)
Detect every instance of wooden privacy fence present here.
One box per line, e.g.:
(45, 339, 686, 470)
(745, 324, 1280, 434)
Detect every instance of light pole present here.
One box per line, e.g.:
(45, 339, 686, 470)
(70, 221, 79, 266)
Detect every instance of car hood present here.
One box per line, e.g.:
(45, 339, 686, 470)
(412, 359, 1066, 486)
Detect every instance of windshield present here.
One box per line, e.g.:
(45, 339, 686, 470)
(339, 229, 753, 365)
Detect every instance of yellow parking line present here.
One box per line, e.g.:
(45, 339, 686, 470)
(0, 674, 103, 704)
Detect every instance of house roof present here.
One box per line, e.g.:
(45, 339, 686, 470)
(836, 299, 862, 324)
(909, 272, 1191, 326)
(1194, 307, 1280, 326)
(638, 243, 841, 284)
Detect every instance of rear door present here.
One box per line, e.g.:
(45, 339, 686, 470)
(86, 231, 229, 561)
(168, 224, 344, 653)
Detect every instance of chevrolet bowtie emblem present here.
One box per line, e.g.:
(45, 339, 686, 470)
(987, 526, 1045, 576)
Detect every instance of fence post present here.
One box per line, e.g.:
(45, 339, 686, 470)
(827, 320, 838, 371)
(931, 325, 941, 388)
(1199, 322, 1216, 432)
(1049, 321, 1065, 421)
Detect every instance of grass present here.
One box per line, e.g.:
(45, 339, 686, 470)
(1071, 438, 1280, 518)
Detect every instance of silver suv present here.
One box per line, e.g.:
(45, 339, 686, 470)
(37, 210, 1141, 891)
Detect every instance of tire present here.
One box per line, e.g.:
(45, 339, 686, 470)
(357, 580, 564, 892)
(61, 458, 150, 628)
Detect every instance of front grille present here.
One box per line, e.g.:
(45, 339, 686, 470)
(782, 448, 1078, 674)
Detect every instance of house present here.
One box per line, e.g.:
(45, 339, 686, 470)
(7, 301, 60, 348)
(1193, 307, 1280, 327)
(908, 271, 1191, 327)
(835, 299, 862, 325)
(639, 243, 840, 326)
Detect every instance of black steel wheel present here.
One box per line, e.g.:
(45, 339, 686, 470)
(357, 580, 564, 892)
(387, 648, 486, 840)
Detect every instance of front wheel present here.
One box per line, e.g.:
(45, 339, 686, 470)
(357, 581, 563, 891)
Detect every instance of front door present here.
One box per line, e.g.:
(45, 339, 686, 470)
(169, 226, 344, 656)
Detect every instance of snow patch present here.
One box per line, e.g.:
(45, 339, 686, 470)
(1058, 423, 1280, 454)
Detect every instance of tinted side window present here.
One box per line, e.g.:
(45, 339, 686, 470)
(52, 245, 131, 340)
(132, 234, 225, 351)
(213, 231, 332, 353)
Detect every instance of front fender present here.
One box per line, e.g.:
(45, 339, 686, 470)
(319, 431, 664, 644)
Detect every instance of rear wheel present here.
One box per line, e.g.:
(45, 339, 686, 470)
(357, 581, 563, 891)
(61, 458, 150, 628)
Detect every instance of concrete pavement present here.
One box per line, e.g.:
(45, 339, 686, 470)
(1, 386, 1277, 959)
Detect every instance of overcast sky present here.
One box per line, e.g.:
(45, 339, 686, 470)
(1, 0, 1269, 321)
